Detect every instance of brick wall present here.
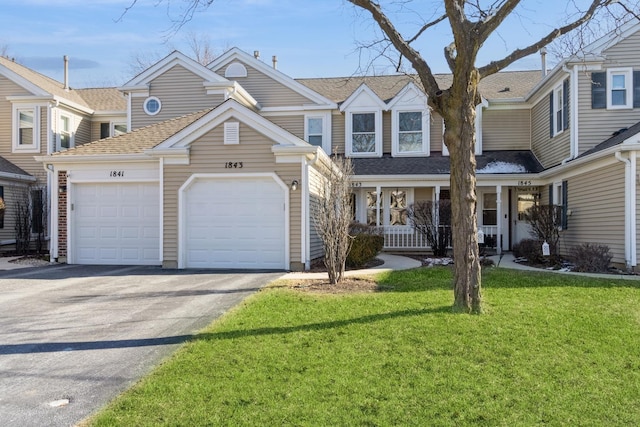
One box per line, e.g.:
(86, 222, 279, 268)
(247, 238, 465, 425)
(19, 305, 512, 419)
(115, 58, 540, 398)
(58, 171, 67, 258)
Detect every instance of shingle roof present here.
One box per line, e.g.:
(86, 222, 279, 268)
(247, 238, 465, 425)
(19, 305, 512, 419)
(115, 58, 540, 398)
(578, 120, 640, 158)
(53, 109, 213, 156)
(0, 155, 32, 178)
(75, 88, 126, 111)
(351, 151, 543, 176)
(0, 56, 91, 109)
(297, 70, 541, 104)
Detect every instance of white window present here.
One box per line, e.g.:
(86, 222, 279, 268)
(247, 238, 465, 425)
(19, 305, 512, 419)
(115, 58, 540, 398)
(58, 114, 73, 151)
(392, 110, 429, 156)
(607, 68, 632, 109)
(143, 96, 162, 115)
(304, 113, 331, 153)
(553, 84, 564, 136)
(113, 122, 127, 136)
(346, 111, 382, 156)
(12, 105, 40, 152)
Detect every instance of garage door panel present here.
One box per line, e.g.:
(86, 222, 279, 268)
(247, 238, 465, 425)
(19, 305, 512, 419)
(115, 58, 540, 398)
(184, 177, 286, 269)
(72, 183, 160, 265)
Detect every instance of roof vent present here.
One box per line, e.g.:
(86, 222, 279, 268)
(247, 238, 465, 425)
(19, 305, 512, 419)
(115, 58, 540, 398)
(254, 50, 260, 59)
(498, 87, 510, 93)
(612, 127, 628, 137)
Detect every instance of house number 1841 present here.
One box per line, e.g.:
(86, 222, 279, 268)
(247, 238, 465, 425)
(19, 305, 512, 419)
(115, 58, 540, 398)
(109, 171, 125, 177)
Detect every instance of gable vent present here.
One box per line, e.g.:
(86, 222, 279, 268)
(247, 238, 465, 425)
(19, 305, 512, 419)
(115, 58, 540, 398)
(224, 122, 240, 145)
(225, 62, 247, 78)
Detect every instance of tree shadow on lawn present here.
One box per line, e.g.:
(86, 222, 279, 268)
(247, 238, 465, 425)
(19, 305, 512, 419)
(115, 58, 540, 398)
(196, 305, 453, 342)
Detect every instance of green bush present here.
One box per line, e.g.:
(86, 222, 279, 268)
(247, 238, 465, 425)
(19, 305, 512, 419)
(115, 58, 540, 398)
(571, 243, 612, 272)
(346, 223, 384, 268)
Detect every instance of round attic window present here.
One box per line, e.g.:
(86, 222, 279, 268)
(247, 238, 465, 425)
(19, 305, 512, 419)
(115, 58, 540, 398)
(143, 97, 162, 116)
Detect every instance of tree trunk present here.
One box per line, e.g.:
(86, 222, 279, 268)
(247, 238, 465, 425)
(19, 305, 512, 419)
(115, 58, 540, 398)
(443, 80, 482, 314)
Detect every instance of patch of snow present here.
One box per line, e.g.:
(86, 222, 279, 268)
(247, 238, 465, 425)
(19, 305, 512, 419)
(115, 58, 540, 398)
(423, 257, 454, 267)
(477, 161, 527, 174)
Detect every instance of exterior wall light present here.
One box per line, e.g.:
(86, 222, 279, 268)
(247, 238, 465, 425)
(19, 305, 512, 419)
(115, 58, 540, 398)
(291, 180, 299, 191)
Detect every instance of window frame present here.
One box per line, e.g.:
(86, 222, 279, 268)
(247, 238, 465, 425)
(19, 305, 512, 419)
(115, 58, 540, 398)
(12, 105, 40, 153)
(143, 96, 162, 116)
(345, 109, 382, 157)
(552, 84, 564, 137)
(304, 112, 331, 153)
(607, 68, 633, 109)
(58, 112, 74, 151)
(391, 109, 430, 157)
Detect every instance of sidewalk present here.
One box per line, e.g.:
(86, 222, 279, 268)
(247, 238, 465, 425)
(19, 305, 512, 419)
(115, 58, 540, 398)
(283, 253, 422, 280)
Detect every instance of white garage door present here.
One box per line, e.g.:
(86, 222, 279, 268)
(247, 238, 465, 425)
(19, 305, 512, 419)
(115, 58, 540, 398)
(184, 176, 286, 269)
(72, 183, 160, 265)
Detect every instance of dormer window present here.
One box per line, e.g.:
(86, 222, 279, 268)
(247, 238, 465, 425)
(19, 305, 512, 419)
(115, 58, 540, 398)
(304, 112, 331, 153)
(340, 84, 385, 157)
(388, 82, 430, 157)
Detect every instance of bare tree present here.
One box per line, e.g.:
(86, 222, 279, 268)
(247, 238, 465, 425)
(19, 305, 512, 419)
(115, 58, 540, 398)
(127, 32, 219, 77)
(523, 205, 561, 256)
(123, 0, 639, 313)
(346, 0, 638, 313)
(407, 199, 452, 257)
(13, 187, 31, 255)
(313, 156, 355, 285)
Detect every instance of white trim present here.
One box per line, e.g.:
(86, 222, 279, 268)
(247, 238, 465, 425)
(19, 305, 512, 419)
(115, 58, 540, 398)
(345, 109, 383, 157)
(224, 121, 240, 144)
(159, 158, 164, 264)
(475, 99, 488, 155)
(12, 104, 41, 153)
(121, 51, 228, 88)
(552, 83, 564, 137)
(143, 96, 162, 116)
(208, 47, 337, 108)
(606, 67, 633, 110)
(304, 112, 332, 154)
(391, 109, 430, 157)
(177, 172, 290, 270)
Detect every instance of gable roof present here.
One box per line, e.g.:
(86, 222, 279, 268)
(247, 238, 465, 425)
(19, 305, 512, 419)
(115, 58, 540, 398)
(0, 56, 91, 109)
(121, 50, 228, 89)
(51, 109, 212, 157)
(209, 47, 337, 108)
(298, 70, 541, 106)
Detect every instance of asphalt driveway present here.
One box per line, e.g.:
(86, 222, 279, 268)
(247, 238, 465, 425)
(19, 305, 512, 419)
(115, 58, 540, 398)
(0, 264, 281, 427)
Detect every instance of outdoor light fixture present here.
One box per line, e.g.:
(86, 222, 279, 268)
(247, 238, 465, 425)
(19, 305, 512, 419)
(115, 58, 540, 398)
(291, 180, 299, 191)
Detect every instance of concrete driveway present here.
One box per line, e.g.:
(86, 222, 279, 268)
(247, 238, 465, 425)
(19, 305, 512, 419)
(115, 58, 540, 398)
(0, 264, 281, 427)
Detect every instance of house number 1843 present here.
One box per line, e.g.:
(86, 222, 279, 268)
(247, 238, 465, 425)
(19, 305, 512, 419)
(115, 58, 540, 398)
(224, 162, 243, 169)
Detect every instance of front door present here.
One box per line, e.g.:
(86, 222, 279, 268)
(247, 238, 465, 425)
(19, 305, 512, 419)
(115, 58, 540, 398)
(513, 190, 539, 245)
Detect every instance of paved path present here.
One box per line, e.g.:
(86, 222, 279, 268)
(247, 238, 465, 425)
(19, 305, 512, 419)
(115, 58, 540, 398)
(0, 264, 280, 427)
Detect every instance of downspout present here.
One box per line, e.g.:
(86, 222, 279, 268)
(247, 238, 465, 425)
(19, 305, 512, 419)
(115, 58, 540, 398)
(43, 163, 58, 262)
(496, 185, 502, 255)
(615, 151, 634, 269)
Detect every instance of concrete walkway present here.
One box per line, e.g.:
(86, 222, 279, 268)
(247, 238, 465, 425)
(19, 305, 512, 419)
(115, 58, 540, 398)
(283, 253, 422, 280)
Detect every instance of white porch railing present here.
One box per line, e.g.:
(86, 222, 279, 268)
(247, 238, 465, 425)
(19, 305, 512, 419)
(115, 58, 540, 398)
(376, 225, 499, 251)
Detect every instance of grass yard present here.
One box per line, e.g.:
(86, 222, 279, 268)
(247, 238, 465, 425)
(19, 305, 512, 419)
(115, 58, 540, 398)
(88, 267, 640, 426)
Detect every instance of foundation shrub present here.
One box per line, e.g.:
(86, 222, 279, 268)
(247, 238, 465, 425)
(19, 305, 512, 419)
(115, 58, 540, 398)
(571, 243, 612, 273)
(347, 223, 384, 268)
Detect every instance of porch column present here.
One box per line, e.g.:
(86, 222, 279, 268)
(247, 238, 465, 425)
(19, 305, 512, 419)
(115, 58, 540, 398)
(376, 185, 381, 226)
(434, 185, 440, 225)
(496, 185, 502, 254)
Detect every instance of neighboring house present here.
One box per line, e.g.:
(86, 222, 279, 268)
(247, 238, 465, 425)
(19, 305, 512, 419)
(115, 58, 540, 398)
(33, 21, 640, 271)
(0, 55, 126, 248)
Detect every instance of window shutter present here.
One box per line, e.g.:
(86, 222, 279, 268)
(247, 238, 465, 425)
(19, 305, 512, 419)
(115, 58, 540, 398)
(549, 91, 554, 138)
(0, 185, 4, 229)
(562, 79, 569, 130)
(591, 72, 606, 109)
(548, 184, 553, 206)
(561, 180, 568, 230)
(633, 71, 640, 108)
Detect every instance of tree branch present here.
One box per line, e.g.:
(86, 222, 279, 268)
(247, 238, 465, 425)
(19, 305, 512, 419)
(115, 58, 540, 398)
(476, 0, 521, 44)
(407, 13, 448, 44)
(478, 0, 610, 77)
(348, 0, 442, 100)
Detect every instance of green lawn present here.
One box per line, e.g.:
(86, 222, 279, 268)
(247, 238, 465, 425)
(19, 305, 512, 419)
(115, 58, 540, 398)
(89, 267, 640, 426)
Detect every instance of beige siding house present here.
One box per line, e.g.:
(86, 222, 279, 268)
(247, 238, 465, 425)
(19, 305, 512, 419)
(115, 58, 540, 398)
(23, 22, 640, 271)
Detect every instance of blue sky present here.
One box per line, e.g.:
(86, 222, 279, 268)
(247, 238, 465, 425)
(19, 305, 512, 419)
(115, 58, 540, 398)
(0, 0, 593, 88)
